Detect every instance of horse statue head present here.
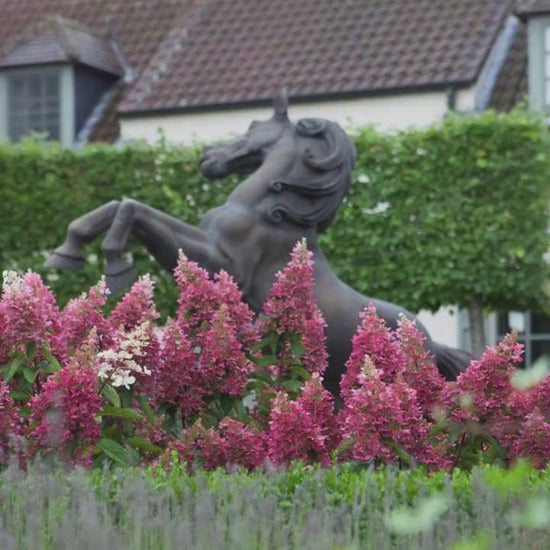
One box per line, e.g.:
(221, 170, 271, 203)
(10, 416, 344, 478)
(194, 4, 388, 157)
(199, 89, 357, 232)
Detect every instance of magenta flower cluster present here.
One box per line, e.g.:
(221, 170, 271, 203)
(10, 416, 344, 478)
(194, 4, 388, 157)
(1, 239, 550, 472)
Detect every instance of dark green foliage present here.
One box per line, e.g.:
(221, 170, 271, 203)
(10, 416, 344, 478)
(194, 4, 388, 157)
(0, 137, 240, 315)
(323, 109, 550, 314)
(1, 109, 549, 318)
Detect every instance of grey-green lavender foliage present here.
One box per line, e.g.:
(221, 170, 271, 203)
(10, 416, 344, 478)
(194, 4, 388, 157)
(0, 462, 549, 549)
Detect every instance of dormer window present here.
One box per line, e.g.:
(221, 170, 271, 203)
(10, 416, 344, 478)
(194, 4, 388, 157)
(0, 17, 125, 146)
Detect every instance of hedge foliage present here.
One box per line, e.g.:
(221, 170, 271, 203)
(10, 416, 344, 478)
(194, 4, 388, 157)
(332, 109, 550, 314)
(0, 137, 239, 316)
(1, 109, 549, 316)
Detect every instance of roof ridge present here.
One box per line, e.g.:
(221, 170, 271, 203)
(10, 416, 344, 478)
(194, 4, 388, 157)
(49, 15, 105, 40)
(0, 18, 49, 60)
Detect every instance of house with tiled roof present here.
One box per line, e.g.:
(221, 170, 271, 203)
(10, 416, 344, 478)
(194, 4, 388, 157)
(1, 0, 550, 355)
(1, 0, 548, 146)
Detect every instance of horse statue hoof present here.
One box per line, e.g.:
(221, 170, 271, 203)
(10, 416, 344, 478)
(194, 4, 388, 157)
(105, 259, 135, 294)
(45, 251, 84, 270)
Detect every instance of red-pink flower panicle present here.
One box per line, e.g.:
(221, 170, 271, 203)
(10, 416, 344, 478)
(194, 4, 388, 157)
(261, 239, 328, 376)
(441, 332, 523, 446)
(218, 418, 266, 470)
(109, 275, 159, 332)
(152, 320, 205, 419)
(511, 408, 550, 469)
(0, 380, 23, 465)
(174, 252, 259, 349)
(29, 356, 102, 467)
(62, 277, 111, 353)
(199, 304, 254, 396)
(340, 304, 405, 397)
(396, 315, 445, 418)
(267, 373, 339, 466)
(0, 271, 64, 363)
(339, 356, 445, 468)
(165, 421, 225, 472)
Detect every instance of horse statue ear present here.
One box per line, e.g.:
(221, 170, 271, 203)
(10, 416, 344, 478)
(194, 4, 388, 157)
(273, 88, 289, 120)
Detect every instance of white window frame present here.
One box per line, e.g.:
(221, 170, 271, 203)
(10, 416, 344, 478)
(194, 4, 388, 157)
(0, 64, 74, 147)
(496, 311, 550, 367)
(527, 15, 550, 112)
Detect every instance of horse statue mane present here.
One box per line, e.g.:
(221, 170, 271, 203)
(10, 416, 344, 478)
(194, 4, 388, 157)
(46, 89, 471, 397)
(265, 117, 356, 232)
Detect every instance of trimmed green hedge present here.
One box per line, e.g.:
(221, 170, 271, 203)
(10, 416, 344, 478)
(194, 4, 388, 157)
(0, 138, 240, 316)
(1, 109, 549, 317)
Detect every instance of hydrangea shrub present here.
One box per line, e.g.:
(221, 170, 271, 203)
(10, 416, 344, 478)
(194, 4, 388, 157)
(0, 239, 549, 471)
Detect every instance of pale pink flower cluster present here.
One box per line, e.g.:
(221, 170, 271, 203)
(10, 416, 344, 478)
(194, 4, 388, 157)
(0, 270, 64, 363)
(96, 322, 153, 389)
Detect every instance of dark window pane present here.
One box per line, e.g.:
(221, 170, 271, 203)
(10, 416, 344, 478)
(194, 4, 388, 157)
(530, 313, 550, 334)
(44, 120, 60, 140)
(45, 75, 59, 95)
(531, 340, 550, 364)
(7, 70, 61, 141)
(8, 120, 25, 141)
(497, 313, 510, 335)
(44, 100, 59, 115)
(9, 77, 25, 95)
(28, 75, 41, 97)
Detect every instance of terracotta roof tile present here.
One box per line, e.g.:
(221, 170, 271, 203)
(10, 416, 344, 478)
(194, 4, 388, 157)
(88, 81, 126, 143)
(0, 0, 197, 140)
(120, 0, 511, 112)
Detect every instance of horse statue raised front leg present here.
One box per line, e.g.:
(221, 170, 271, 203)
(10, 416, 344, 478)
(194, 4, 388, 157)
(47, 89, 471, 396)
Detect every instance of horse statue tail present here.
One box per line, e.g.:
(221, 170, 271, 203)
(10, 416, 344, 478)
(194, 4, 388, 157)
(429, 342, 472, 381)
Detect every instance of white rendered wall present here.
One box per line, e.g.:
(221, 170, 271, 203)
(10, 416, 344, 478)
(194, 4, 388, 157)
(120, 90, 452, 145)
(417, 307, 460, 349)
(454, 87, 477, 112)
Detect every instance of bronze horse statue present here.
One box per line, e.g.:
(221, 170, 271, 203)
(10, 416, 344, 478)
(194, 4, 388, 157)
(47, 90, 470, 395)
